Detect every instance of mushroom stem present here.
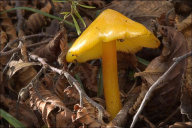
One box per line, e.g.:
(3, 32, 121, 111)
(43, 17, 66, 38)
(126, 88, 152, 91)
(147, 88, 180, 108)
(102, 40, 122, 120)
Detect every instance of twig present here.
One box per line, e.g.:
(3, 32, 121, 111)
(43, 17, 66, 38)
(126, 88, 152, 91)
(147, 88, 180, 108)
(158, 107, 180, 127)
(16, 67, 46, 117)
(49, 0, 56, 15)
(0, 38, 52, 57)
(166, 8, 174, 26)
(1, 33, 54, 52)
(2, 53, 18, 74)
(139, 115, 156, 128)
(127, 78, 137, 96)
(29, 54, 105, 123)
(15, 0, 24, 33)
(112, 93, 139, 127)
(130, 51, 192, 128)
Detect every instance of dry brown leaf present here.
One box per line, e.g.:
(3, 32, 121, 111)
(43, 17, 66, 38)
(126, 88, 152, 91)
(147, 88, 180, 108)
(52, 75, 70, 103)
(6, 60, 39, 79)
(64, 86, 110, 125)
(42, 72, 70, 103)
(4, 59, 38, 94)
(169, 122, 192, 128)
(25, 2, 52, 33)
(102, 1, 173, 30)
(0, 26, 8, 50)
(0, 4, 17, 43)
(29, 83, 74, 127)
(79, 1, 107, 9)
(57, 28, 69, 66)
(180, 82, 192, 120)
(177, 13, 192, 32)
(0, 94, 40, 127)
(32, 30, 65, 63)
(77, 63, 99, 93)
(172, 1, 191, 14)
(0, 4, 18, 65)
(156, 12, 176, 27)
(117, 52, 138, 70)
(136, 26, 188, 117)
(178, 13, 192, 121)
(72, 104, 106, 127)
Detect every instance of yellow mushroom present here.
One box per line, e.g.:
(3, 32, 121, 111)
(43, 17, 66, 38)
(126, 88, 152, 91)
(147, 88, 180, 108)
(66, 9, 160, 119)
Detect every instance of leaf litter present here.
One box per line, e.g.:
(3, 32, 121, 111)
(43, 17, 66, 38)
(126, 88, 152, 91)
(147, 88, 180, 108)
(0, 0, 191, 128)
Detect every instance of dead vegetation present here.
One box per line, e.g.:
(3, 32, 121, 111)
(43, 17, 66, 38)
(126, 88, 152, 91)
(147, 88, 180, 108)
(0, 0, 191, 128)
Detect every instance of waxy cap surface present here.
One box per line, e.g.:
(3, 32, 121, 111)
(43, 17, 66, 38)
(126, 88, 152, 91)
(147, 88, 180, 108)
(66, 9, 160, 62)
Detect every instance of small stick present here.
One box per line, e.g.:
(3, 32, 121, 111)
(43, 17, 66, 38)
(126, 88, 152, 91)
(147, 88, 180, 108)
(29, 54, 105, 123)
(130, 51, 192, 128)
(158, 107, 180, 127)
(0, 38, 52, 57)
(49, 0, 56, 15)
(16, 67, 46, 116)
(15, 0, 24, 33)
(1, 33, 54, 52)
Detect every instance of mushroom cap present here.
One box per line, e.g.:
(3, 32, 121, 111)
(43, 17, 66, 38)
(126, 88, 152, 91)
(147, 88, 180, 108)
(66, 9, 160, 62)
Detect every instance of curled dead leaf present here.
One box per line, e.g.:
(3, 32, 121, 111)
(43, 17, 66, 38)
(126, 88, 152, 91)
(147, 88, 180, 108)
(180, 82, 192, 120)
(72, 104, 106, 127)
(32, 30, 67, 63)
(29, 83, 74, 127)
(25, 2, 52, 33)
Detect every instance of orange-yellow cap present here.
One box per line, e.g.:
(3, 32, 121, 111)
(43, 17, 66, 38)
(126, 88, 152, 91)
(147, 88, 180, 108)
(66, 9, 160, 62)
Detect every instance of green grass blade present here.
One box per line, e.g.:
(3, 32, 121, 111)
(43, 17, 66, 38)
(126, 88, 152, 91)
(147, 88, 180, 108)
(0, 7, 75, 27)
(97, 60, 103, 97)
(78, 4, 96, 9)
(74, 9, 86, 27)
(0, 109, 26, 128)
(136, 56, 150, 66)
(75, 73, 85, 91)
(60, 12, 70, 15)
(71, 15, 81, 35)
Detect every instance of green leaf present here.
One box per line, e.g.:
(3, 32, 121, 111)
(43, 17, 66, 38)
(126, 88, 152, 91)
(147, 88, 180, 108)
(0, 7, 75, 27)
(74, 9, 86, 27)
(60, 12, 70, 15)
(71, 15, 81, 35)
(0, 109, 26, 128)
(136, 56, 150, 66)
(78, 4, 96, 9)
